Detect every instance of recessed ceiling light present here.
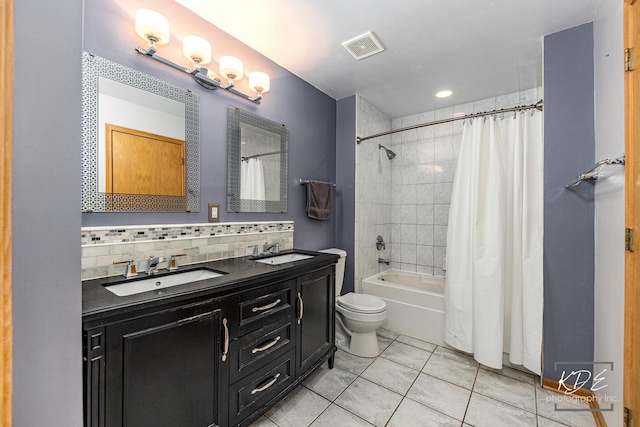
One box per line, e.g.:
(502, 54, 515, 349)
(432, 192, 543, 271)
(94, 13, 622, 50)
(436, 90, 453, 98)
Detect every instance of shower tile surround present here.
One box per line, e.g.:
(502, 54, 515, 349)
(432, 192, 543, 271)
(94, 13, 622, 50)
(81, 221, 294, 280)
(355, 88, 541, 288)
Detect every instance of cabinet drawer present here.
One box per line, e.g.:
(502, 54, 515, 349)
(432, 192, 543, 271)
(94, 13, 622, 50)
(238, 280, 294, 331)
(229, 353, 294, 426)
(230, 318, 293, 383)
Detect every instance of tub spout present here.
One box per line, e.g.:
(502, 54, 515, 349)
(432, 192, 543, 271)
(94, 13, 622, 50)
(378, 258, 390, 265)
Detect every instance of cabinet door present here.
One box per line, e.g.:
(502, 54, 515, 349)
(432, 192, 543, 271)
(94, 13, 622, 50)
(84, 327, 106, 427)
(296, 267, 335, 374)
(103, 300, 221, 427)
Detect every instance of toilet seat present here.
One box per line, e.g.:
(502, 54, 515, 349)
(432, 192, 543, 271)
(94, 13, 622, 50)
(337, 293, 386, 314)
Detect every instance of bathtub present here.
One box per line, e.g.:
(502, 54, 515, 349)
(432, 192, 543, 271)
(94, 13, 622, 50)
(362, 269, 445, 346)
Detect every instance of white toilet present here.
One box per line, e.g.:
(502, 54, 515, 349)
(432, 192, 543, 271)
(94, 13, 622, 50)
(320, 248, 387, 358)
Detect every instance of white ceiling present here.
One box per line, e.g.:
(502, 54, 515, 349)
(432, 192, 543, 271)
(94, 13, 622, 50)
(177, 0, 600, 118)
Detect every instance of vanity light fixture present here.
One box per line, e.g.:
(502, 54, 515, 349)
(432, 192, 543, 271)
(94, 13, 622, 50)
(135, 9, 170, 51)
(183, 35, 212, 68)
(249, 71, 271, 97)
(219, 55, 243, 85)
(134, 9, 269, 104)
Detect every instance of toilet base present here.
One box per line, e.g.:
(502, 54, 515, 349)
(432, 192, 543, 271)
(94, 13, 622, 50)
(335, 320, 380, 358)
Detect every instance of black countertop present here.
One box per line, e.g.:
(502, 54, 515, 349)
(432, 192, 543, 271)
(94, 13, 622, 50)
(82, 249, 339, 321)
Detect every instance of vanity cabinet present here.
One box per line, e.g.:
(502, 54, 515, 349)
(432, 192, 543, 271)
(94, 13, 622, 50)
(83, 261, 336, 427)
(228, 279, 297, 426)
(83, 298, 226, 427)
(296, 268, 335, 374)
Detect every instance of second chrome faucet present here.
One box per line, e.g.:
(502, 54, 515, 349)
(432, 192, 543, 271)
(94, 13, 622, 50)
(146, 256, 166, 275)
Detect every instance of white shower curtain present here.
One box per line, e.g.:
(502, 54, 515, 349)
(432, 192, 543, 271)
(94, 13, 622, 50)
(241, 158, 266, 200)
(444, 111, 543, 374)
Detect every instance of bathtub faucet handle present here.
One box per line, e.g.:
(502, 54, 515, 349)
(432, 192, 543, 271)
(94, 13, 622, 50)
(376, 235, 386, 251)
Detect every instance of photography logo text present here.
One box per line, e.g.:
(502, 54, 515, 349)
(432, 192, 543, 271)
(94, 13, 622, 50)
(549, 362, 618, 412)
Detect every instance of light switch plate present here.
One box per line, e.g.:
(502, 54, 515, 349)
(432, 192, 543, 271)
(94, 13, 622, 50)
(208, 203, 220, 223)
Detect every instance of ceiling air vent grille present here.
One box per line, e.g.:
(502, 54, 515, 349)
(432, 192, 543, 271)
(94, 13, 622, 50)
(342, 31, 385, 60)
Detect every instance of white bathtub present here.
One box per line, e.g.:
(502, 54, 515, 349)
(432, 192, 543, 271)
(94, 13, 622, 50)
(362, 269, 445, 346)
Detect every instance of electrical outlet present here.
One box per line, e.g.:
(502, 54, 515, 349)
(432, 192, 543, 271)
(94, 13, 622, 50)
(208, 203, 220, 223)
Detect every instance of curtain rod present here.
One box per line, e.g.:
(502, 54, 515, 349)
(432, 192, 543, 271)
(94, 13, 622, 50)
(241, 150, 283, 161)
(356, 100, 543, 144)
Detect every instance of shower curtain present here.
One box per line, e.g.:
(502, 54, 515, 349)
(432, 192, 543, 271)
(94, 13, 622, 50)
(444, 110, 543, 375)
(241, 158, 266, 200)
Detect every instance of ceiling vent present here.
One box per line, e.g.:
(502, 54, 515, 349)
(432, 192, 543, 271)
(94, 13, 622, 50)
(341, 31, 385, 60)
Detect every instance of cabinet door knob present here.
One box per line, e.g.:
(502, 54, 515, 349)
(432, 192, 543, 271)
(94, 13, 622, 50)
(222, 318, 229, 362)
(251, 373, 281, 395)
(297, 292, 304, 325)
(251, 336, 281, 354)
(251, 298, 281, 313)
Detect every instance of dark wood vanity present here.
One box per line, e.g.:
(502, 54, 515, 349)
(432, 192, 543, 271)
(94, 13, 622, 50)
(82, 251, 337, 427)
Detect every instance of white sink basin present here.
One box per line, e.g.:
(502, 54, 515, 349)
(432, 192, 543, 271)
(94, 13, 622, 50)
(105, 269, 224, 296)
(254, 253, 314, 265)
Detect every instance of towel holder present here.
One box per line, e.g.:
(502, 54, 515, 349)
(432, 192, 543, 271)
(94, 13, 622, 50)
(565, 154, 625, 189)
(299, 179, 336, 187)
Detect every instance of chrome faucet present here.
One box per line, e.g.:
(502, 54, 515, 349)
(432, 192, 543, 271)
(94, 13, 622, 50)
(262, 242, 280, 255)
(113, 259, 138, 278)
(167, 254, 186, 271)
(378, 257, 390, 265)
(146, 256, 167, 275)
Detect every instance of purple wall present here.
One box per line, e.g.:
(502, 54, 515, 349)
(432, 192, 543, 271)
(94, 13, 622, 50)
(81, 0, 338, 250)
(336, 96, 357, 294)
(13, 0, 84, 425)
(543, 23, 595, 381)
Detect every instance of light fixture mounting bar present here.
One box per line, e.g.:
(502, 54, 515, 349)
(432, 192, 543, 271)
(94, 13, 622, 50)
(135, 47, 262, 104)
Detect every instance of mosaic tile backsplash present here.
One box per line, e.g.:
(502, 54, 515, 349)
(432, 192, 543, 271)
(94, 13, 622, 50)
(81, 221, 294, 280)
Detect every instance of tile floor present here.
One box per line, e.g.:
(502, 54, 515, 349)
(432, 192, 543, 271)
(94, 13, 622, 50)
(249, 330, 598, 427)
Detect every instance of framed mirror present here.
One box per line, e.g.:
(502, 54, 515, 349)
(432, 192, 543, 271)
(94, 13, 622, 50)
(227, 106, 288, 213)
(81, 52, 200, 212)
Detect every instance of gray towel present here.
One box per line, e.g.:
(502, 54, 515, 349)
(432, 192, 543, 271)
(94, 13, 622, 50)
(306, 180, 334, 220)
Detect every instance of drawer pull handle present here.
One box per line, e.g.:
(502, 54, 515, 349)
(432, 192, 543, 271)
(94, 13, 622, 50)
(297, 292, 304, 325)
(252, 299, 281, 313)
(251, 373, 281, 395)
(251, 336, 281, 354)
(222, 318, 229, 362)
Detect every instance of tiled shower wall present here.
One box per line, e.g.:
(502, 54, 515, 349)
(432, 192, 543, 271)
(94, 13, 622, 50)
(356, 88, 542, 281)
(81, 221, 294, 280)
(354, 96, 392, 292)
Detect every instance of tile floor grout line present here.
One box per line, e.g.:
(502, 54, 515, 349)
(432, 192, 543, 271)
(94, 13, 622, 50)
(386, 335, 467, 425)
(380, 337, 541, 426)
(252, 333, 591, 427)
(460, 365, 481, 425)
(377, 335, 430, 427)
(469, 388, 537, 417)
(401, 393, 468, 425)
(305, 399, 330, 427)
(329, 384, 379, 426)
(533, 382, 576, 427)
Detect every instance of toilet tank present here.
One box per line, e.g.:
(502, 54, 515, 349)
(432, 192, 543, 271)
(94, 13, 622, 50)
(319, 248, 347, 295)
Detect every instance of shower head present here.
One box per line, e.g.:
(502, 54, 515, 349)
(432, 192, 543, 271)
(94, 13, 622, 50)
(378, 144, 396, 160)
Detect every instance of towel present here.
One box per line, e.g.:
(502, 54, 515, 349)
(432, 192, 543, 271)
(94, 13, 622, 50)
(306, 180, 334, 220)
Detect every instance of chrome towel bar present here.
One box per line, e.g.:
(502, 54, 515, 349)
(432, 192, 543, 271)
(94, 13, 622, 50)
(565, 154, 625, 189)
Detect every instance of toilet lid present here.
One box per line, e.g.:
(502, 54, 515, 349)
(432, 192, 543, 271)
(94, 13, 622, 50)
(337, 293, 386, 314)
